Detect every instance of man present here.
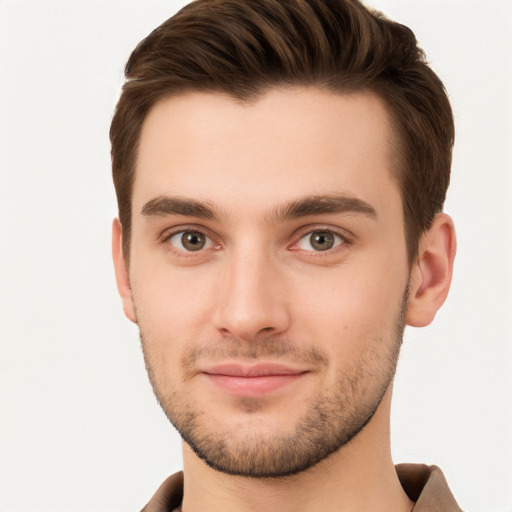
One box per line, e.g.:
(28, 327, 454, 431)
(110, 0, 459, 510)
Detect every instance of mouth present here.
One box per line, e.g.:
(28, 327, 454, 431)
(200, 363, 310, 397)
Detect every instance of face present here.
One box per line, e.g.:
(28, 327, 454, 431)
(122, 88, 412, 477)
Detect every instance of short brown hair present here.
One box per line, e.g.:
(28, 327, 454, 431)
(110, 0, 454, 263)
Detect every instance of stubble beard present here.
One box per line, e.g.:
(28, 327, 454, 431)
(139, 297, 407, 479)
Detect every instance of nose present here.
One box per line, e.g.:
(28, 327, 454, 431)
(213, 247, 291, 342)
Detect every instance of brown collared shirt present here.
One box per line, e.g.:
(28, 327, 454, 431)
(141, 464, 462, 511)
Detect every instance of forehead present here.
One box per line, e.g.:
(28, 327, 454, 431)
(133, 87, 400, 220)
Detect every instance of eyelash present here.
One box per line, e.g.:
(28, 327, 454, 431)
(159, 225, 353, 257)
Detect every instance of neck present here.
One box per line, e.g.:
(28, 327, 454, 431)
(181, 388, 413, 512)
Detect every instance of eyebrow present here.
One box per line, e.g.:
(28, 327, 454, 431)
(141, 196, 218, 220)
(140, 193, 377, 223)
(266, 194, 377, 224)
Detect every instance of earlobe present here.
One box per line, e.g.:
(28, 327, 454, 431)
(406, 213, 456, 327)
(112, 218, 137, 324)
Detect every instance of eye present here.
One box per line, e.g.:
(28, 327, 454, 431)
(297, 230, 345, 252)
(167, 230, 215, 252)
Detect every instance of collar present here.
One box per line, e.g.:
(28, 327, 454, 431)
(396, 464, 462, 511)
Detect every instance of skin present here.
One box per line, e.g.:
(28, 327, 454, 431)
(113, 87, 456, 512)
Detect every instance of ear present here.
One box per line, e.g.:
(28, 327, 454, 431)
(112, 218, 137, 323)
(406, 213, 456, 327)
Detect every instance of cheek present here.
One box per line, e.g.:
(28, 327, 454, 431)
(131, 263, 219, 363)
(134, 257, 216, 316)
(290, 261, 408, 357)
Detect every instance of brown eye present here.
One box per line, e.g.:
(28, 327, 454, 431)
(181, 231, 206, 251)
(297, 230, 344, 252)
(168, 230, 212, 252)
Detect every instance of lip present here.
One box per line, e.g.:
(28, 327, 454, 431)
(201, 363, 309, 397)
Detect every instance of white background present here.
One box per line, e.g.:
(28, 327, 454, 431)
(0, 1, 511, 511)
